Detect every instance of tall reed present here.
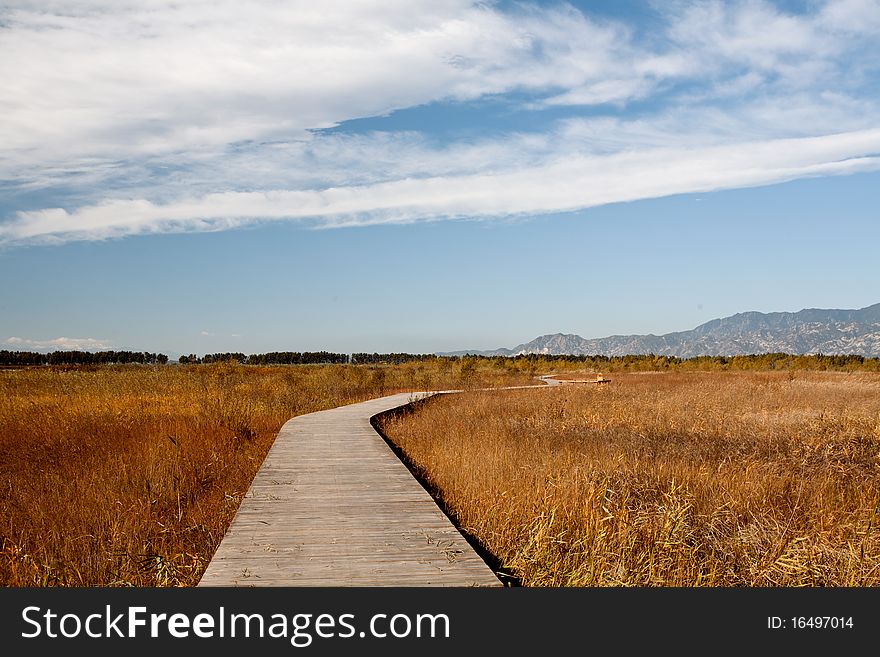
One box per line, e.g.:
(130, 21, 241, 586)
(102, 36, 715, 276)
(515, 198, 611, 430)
(0, 360, 535, 586)
(380, 371, 880, 586)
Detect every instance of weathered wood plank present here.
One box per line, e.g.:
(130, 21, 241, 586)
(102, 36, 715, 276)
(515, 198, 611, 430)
(199, 392, 501, 587)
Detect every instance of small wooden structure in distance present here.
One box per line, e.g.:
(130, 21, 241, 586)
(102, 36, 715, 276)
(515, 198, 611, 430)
(567, 373, 611, 384)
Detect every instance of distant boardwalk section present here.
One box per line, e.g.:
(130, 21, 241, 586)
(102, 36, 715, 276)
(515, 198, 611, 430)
(199, 392, 501, 586)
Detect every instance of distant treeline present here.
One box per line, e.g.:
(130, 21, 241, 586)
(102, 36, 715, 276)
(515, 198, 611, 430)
(181, 351, 350, 365)
(476, 352, 880, 371)
(0, 350, 168, 366)
(351, 353, 438, 365)
(2, 350, 879, 371)
(501, 352, 880, 372)
(177, 352, 443, 365)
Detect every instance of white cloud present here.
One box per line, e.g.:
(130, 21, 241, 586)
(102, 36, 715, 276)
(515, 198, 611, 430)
(820, 0, 880, 33)
(6, 129, 879, 243)
(3, 336, 112, 350)
(668, 1, 827, 66)
(1, 1, 879, 245)
(540, 78, 656, 107)
(0, 0, 638, 180)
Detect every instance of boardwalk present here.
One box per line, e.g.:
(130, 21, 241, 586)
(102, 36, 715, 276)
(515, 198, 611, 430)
(199, 392, 501, 586)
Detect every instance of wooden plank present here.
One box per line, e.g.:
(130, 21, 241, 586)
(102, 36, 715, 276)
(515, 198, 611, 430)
(198, 392, 501, 587)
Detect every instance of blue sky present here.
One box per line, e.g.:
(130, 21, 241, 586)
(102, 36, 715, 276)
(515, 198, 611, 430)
(1, 0, 879, 356)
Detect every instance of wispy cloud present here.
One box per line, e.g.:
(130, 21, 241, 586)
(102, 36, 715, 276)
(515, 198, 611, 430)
(200, 330, 242, 339)
(0, 1, 633, 179)
(1, 1, 878, 245)
(6, 129, 879, 243)
(3, 336, 112, 350)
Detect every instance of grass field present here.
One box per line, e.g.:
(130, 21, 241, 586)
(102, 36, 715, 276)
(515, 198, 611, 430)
(0, 360, 537, 586)
(379, 371, 880, 586)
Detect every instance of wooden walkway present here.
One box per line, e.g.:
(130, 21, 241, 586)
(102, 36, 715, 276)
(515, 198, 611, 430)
(198, 392, 502, 586)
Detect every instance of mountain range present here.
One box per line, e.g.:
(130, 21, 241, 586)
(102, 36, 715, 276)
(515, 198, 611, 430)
(441, 303, 880, 358)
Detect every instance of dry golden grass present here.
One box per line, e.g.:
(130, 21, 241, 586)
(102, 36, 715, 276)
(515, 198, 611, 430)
(0, 359, 536, 587)
(549, 372, 612, 381)
(379, 371, 880, 586)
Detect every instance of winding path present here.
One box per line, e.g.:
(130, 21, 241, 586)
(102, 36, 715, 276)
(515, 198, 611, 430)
(198, 392, 490, 586)
(199, 379, 564, 586)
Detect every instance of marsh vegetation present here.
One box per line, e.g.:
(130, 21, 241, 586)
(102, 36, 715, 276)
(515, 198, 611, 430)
(0, 359, 535, 586)
(380, 371, 880, 586)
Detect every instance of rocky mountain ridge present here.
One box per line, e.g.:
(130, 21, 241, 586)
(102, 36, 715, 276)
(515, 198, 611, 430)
(442, 303, 880, 358)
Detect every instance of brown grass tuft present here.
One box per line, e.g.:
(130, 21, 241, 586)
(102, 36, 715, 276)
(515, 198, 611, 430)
(380, 371, 880, 586)
(0, 360, 536, 586)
